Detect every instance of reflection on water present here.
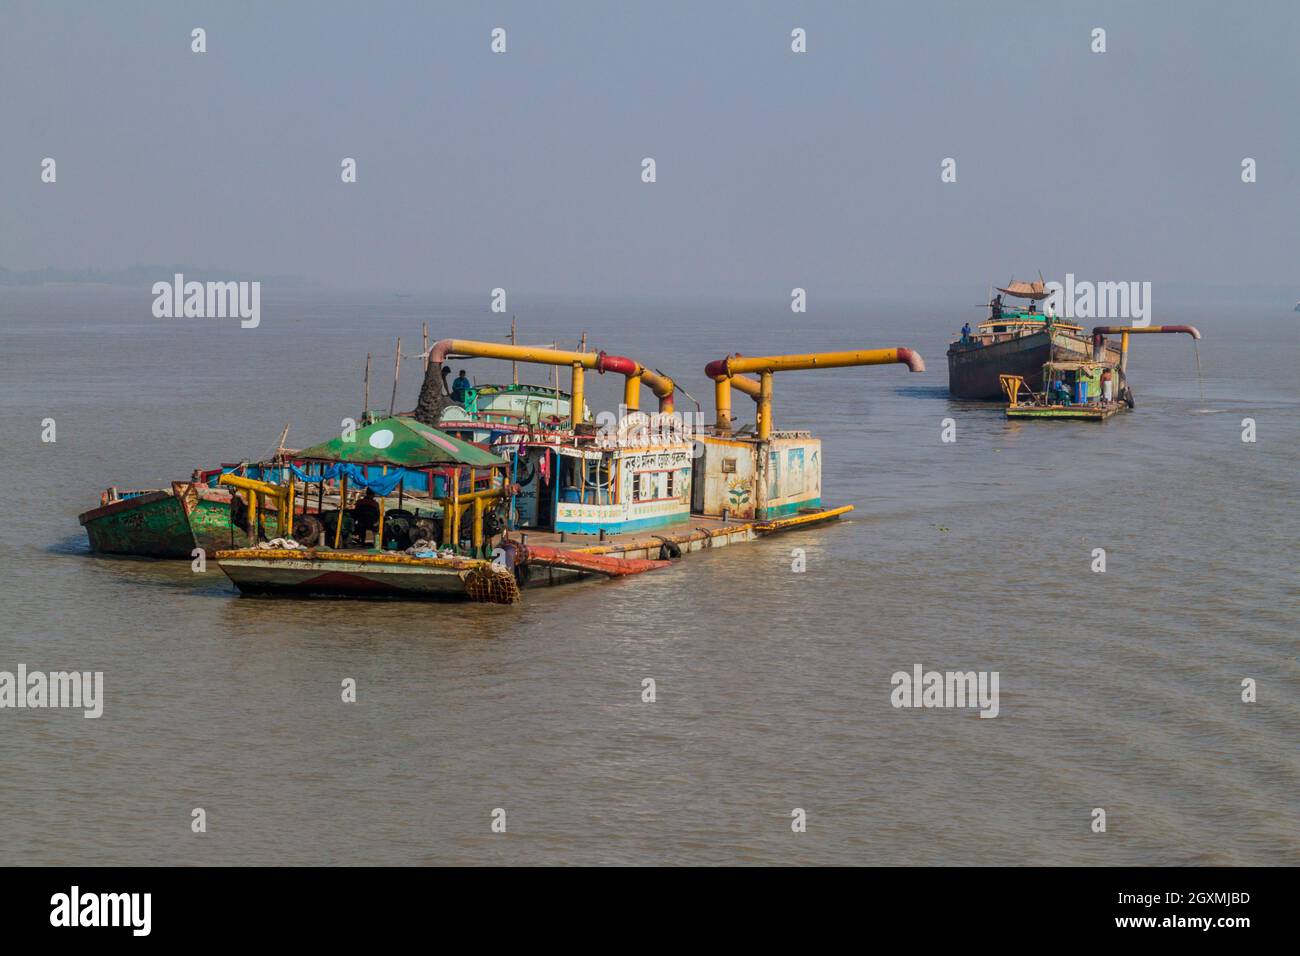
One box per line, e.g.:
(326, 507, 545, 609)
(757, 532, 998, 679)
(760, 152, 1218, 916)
(1, 288, 1297, 865)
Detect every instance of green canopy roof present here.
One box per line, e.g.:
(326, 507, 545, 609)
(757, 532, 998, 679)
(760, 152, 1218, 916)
(295, 416, 506, 468)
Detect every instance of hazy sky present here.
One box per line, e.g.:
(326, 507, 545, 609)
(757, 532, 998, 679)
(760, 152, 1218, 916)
(2, 1, 1297, 299)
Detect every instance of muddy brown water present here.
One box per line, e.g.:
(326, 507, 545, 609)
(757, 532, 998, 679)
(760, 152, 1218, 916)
(1, 287, 1296, 864)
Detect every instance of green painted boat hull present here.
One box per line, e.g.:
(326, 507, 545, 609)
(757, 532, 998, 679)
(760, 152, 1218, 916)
(79, 489, 282, 558)
(1006, 405, 1121, 421)
(79, 491, 195, 558)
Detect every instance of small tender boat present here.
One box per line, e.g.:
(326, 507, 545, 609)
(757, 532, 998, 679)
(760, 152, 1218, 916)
(78, 479, 281, 558)
(1000, 325, 1202, 421)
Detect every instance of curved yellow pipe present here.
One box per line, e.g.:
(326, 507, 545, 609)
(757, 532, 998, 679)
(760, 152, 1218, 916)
(705, 348, 925, 438)
(219, 473, 292, 541)
(429, 338, 676, 421)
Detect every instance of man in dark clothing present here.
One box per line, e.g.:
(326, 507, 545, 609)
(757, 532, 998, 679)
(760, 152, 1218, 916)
(353, 488, 380, 544)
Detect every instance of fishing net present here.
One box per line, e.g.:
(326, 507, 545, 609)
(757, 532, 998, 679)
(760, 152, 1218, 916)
(463, 564, 520, 604)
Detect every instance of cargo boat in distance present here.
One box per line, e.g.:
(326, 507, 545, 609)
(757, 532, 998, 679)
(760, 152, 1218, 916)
(947, 279, 1119, 400)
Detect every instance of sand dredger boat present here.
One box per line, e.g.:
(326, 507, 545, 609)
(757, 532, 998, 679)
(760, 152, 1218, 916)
(1000, 324, 1202, 420)
(212, 338, 926, 602)
(948, 279, 1121, 400)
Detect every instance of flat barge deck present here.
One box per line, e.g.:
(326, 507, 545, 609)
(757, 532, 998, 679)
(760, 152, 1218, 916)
(215, 505, 852, 601)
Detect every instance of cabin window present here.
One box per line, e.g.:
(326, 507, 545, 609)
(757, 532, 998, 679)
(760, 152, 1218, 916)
(632, 470, 675, 503)
(721, 457, 737, 474)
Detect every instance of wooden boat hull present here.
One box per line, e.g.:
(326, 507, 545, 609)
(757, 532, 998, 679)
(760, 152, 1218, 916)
(1006, 404, 1123, 421)
(79, 485, 280, 559)
(78, 491, 195, 558)
(947, 330, 1115, 400)
(214, 549, 488, 599)
(214, 505, 854, 601)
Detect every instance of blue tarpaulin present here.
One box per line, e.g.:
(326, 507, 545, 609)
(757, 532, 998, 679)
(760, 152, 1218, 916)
(287, 463, 412, 497)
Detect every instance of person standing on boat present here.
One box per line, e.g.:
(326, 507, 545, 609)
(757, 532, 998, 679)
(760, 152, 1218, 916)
(451, 369, 473, 406)
(961, 322, 972, 343)
(1100, 367, 1114, 404)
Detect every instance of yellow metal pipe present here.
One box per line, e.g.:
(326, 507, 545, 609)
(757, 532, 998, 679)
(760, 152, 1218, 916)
(443, 486, 509, 505)
(437, 485, 508, 550)
(623, 373, 642, 411)
(285, 479, 294, 538)
(640, 368, 675, 412)
(713, 377, 732, 432)
(757, 371, 774, 440)
(442, 502, 456, 548)
(720, 348, 926, 376)
(729, 372, 762, 398)
(472, 496, 485, 552)
(248, 490, 259, 546)
(218, 473, 290, 502)
(434, 339, 599, 369)
(429, 337, 677, 419)
(571, 364, 585, 426)
(706, 348, 924, 435)
(220, 473, 295, 543)
(376, 495, 385, 550)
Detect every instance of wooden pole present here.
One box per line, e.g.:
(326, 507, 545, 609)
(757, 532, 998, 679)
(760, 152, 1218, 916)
(274, 422, 290, 461)
(389, 337, 401, 416)
(364, 353, 371, 421)
(423, 322, 429, 371)
(510, 316, 518, 385)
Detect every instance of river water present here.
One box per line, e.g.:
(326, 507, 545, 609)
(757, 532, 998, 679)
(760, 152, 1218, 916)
(1, 286, 1296, 865)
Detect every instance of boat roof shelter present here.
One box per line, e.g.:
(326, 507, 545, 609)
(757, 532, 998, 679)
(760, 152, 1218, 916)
(996, 279, 1050, 300)
(295, 415, 506, 469)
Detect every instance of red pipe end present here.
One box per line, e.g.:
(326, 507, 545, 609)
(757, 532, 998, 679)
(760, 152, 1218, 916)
(704, 357, 730, 379)
(429, 339, 455, 364)
(897, 347, 926, 372)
